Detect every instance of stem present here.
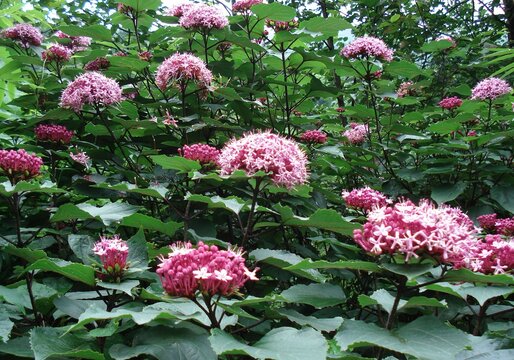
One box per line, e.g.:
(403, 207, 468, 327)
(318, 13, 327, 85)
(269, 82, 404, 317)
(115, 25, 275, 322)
(242, 178, 262, 246)
(26, 271, 44, 326)
(473, 301, 489, 336)
(280, 43, 291, 135)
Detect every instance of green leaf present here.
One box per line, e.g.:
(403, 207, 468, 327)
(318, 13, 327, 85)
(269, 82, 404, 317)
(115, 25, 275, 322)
(30, 327, 104, 360)
(0, 337, 33, 358)
(277, 309, 344, 332)
(120, 213, 182, 236)
(252, 3, 296, 21)
(59, 25, 111, 41)
(51, 202, 139, 225)
(285, 259, 381, 273)
(381, 263, 434, 280)
(110, 325, 216, 360)
(275, 206, 360, 236)
(250, 249, 325, 282)
(0, 316, 13, 343)
(443, 269, 514, 285)
(280, 283, 345, 308)
(431, 182, 467, 204)
(185, 194, 247, 214)
(126, 228, 148, 268)
(421, 40, 454, 52)
(119, 0, 161, 10)
(0, 180, 65, 196)
(386, 60, 423, 79)
(151, 155, 202, 173)
(490, 185, 514, 214)
(67, 235, 96, 265)
(97, 280, 140, 297)
(427, 119, 461, 134)
(300, 17, 352, 38)
(25, 258, 95, 286)
(209, 327, 328, 360)
(2, 246, 47, 263)
(109, 56, 149, 71)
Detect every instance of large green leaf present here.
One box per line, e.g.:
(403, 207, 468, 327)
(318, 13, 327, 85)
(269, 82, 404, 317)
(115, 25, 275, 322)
(119, 0, 161, 10)
(0, 180, 65, 196)
(151, 155, 201, 173)
(120, 213, 182, 236)
(0, 316, 13, 343)
(185, 193, 247, 214)
(285, 259, 381, 273)
(277, 309, 343, 332)
(25, 258, 95, 286)
(59, 25, 111, 41)
(209, 327, 328, 360)
(30, 327, 103, 360)
(386, 60, 423, 78)
(51, 202, 139, 225)
(251, 3, 296, 21)
(490, 185, 514, 214)
(280, 283, 345, 308)
(431, 182, 467, 204)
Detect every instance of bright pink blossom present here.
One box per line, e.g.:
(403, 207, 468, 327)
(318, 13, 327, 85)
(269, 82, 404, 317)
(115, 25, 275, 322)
(300, 130, 327, 144)
(2, 24, 43, 48)
(179, 4, 229, 30)
(344, 122, 368, 145)
(60, 72, 122, 111)
(35, 124, 74, 144)
(0, 149, 43, 183)
(84, 57, 110, 71)
(167, 1, 194, 17)
(477, 213, 498, 232)
(233, 0, 262, 13)
(342, 187, 391, 212)
(496, 218, 514, 236)
(341, 36, 394, 62)
(42, 43, 72, 63)
(157, 241, 258, 298)
(55, 31, 91, 53)
(353, 199, 479, 261)
(155, 53, 212, 92)
(471, 77, 512, 101)
(92, 235, 129, 277)
(439, 96, 462, 110)
(179, 143, 220, 165)
(453, 234, 514, 274)
(218, 131, 309, 188)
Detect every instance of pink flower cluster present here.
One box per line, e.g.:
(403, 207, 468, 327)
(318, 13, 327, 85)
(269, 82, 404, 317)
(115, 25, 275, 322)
(42, 44, 72, 63)
(453, 234, 514, 274)
(179, 143, 220, 165)
(344, 122, 368, 145)
(155, 53, 212, 92)
(342, 187, 391, 212)
(0, 149, 43, 183)
(70, 150, 91, 169)
(439, 96, 462, 110)
(300, 130, 327, 144)
(396, 81, 414, 97)
(60, 72, 122, 111)
(92, 235, 129, 277)
(179, 3, 229, 30)
(341, 36, 394, 62)
(55, 31, 91, 53)
(35, 124, 74, 144)
(2, 23, 43, 48)
(477, 213, 514, 236)
(435, 35, 457, 49)
(84, 57, 110, 71)
(157, 242, 258, 298)
(471, 77, 512, 101)
(353, 199, 478, 261)
(265, 19, 299, 32)
(167, 1, 194, 17)
(233, 0, 262, 13)
(218, 131, 309, 188)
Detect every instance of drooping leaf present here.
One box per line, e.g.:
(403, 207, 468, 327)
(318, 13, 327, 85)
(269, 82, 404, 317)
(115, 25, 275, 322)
(280, 283, 346, 308)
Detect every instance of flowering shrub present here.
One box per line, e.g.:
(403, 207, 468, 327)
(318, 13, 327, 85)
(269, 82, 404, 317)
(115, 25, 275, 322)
(1, 1, 514, 359)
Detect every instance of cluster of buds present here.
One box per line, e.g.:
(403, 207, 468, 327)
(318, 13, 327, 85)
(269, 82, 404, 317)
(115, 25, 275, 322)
(92, 235, 129, 282)
(35, 124, 74, 144)
(179, 143, 220, 166)
(300, 130, 327, 144)
(478, 213, 514, 236)
(265, 18, 299, 32)
(84, 57, 110, 71)
(0, 149, 43, 184)
(342, 186, 391, 212)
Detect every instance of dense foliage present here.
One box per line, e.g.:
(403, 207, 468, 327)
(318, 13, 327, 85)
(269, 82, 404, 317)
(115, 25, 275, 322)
(0, 0, 513, 359)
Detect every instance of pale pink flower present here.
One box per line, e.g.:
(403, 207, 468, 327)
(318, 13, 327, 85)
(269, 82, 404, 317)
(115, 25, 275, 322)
(42, 43, 72, 63)
(341, 36, 394, 62)
(218, 131, 309, 188)
(471, 77, 512, 101)
(233, 0, 263, 13)
(35, 124, 74, 144)
(2, 24, 43, 48)
(439, 96, 462, 110)
(343, 122, 368, 145)
(155, 53, 212, 92)
(157, 241, 258, 298)
(167, 1, 194, 17)
(300, 130, 327, 144)
(60, 72, 122, 111)
(342, 186, 391, 212)
(70, 150, 91, 169)
(179, 3, 229, 30)
(179, 143, 220, 165)
(92, 235, 129, 276)
(396, 81, 414, 98)
(353, 199, 479, 262)
(0, 149, 43, 183)
(55, 31, 91, 53)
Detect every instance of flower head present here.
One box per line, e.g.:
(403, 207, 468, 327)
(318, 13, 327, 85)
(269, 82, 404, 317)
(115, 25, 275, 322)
(92, 235, 129, 279)
(439, 96, 462, 110)
(477, 213, 498, 233)
(265, 18, 299, 32)
(157, 241, 258, 298)
(233, 0, 263, 13)
(0, 149, 43, 183)
(2, 24, 43, 48)
(179, 143, 220, 165)
(84, 57, 110, 71)
(342, 186, 391, 212)
(55, 31, 91, 53)
(344, 122, 368, 145)
(471, 77, 512, 101)
(300, 130, 327, 144)
(167, 1, 194, 17)
(341, 36, 394, 62)
(496, 218, 514, 236)
(60, 72, 122, 111)
(155, 53, 212, 92)
(42, 43, 72, 63)
(353, 199, 479, 262)
(218, 131, 309, 188)
(179, 3, 229, 30)
(35, 124, 74, 144)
